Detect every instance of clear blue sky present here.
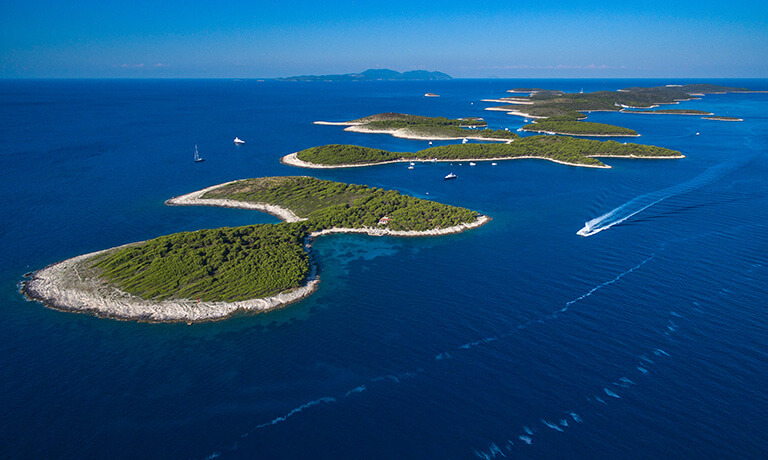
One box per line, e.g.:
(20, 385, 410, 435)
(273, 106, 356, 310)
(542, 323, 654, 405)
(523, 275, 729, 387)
(2, 0, 767, 78)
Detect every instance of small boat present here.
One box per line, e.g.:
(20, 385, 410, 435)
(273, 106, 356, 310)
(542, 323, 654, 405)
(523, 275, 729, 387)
(233, 137, 245, 144)
(430, 158, 437, 163)
(491, 162, 497, 166)
(408, 165, 414, 170)
(462, 138, 468, 144)
(194, 144, 204, 162)
(428, 141, 433, 146)
(469, 162, 476, 166)
(444, 172, 457, 180)
(410, 162, 415, 166)
(696, 132, 700, 136)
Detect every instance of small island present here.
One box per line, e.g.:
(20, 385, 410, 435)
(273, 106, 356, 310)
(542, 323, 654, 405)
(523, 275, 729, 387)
(22, 177, 487, 323)
(621, 109, 714, 115)
(283, 136, 683, 170)
(703, 116, 744, 121)
(315, 112, 518, 141)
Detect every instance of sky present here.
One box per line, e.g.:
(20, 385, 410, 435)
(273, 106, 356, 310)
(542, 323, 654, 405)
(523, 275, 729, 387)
(2, 0, 767, 78)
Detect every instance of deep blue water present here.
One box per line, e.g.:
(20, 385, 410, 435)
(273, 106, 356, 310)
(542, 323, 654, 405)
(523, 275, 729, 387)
(1, 78, 767, 459)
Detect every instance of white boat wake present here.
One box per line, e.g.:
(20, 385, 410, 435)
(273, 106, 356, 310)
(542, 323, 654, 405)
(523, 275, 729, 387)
(578, 158, 751, 237)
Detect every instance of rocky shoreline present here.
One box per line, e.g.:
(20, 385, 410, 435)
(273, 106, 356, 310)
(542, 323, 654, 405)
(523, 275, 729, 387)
(281, 152, 611, 169)
(22, 185, 490, 323)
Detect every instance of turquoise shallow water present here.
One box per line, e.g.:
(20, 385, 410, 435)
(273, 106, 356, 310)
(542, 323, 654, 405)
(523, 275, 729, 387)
(1, 78, 767, 459)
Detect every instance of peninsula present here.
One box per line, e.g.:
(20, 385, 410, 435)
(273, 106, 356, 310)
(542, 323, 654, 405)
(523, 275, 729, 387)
(22, 177, 487, 323)
(277, 68, 451, 82)
(484, 84, 750, 135)
(315, 112, 518, 141)
(283, 136, 683, 170)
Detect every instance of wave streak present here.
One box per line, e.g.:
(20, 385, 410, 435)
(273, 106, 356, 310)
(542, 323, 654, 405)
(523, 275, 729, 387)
(578, 158, 751, 236)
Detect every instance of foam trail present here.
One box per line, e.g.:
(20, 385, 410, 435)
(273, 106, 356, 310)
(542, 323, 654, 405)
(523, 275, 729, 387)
(345, 385, 366, 397)
(603, 388, 621, 398)
(518, 435, 532, 445)
(541, 419, 564, 432)
(560, 254, 655, 312)
(570, 412, 583, 423)
(578, 158, 750, 236)
(255, 397, 336, 429)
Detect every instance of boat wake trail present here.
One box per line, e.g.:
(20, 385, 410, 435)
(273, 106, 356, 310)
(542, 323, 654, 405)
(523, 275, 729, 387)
(473, 310, 682, 459)
(578, 158, 750, 237)
(447, 253, 656, 355)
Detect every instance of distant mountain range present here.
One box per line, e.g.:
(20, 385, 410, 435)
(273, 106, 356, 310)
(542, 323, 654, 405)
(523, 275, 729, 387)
(276, 69, 452, 82)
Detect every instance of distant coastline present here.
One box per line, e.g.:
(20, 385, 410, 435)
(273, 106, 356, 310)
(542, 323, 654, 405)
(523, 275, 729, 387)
(276, 68, 451, 82)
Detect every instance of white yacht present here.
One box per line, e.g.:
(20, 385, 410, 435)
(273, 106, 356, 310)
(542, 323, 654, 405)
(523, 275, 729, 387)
(444, 172, 457, 180)
(233, 137, 245, 144)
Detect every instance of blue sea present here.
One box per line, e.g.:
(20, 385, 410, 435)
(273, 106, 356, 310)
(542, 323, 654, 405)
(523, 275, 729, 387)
(1, 78, 767, 459)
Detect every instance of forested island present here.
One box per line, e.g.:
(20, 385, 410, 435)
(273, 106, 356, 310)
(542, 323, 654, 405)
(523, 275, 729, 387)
(316, 112, 518, 141)
(521, 117, 639, 137)
(22, 177, 486, 322)
(485, 84, 749, 134)
(285, 136, 682, 169)
(277, 69, 451, 82)
(703, 116, 744, 121)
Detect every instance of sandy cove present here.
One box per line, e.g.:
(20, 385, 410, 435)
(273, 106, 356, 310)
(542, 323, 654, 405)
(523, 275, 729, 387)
(281, 152, 611, 169)
(23, 185, 490, 323)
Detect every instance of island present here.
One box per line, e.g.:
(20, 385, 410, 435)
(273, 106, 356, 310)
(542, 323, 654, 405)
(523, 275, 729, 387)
(282, 136, 683, 170)
(484, 84, 750, 135)
(276, 68, 452, 82)
(621, 109, 714, 115)
(315, 112, 519, 141)
(521, 117, 639, 137)
(22, 177, 487, 323)
(702, 116, 744, 121)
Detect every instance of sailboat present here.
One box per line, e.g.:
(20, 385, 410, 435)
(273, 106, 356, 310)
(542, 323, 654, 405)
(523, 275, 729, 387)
(233, 137, 245, 145)
(194, 144, 205, 162)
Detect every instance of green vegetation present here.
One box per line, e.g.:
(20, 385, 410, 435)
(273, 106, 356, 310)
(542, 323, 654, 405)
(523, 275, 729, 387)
(703, 116, 743, 121)
(330, 113, 519, 140)
(522, 119, 638, 136)
(93, 223, 310, 302)
(296, 136, 682, 168)
(203, 177, 478, 231)
(491, 84, 749, 127)
(93, 177, 479, 302)
(296, 145, 402, 166)
(351, 113, 487, 128)
(622, 109, 712, 115)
